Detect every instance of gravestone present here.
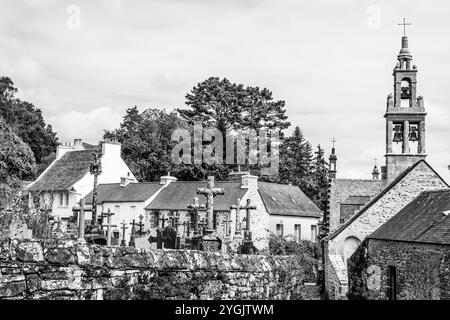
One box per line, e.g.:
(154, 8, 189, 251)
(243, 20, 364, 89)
(134, 236, 152, 249)
(8, 222, 33, 240)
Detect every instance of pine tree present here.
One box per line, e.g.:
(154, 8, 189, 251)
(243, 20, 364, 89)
(312, 144, 329, 210)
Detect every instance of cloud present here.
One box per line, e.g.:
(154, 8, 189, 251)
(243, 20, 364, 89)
(1, 0, 450, 183)
(47, 107, 123, 143)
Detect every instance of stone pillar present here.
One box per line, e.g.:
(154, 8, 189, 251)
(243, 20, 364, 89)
(386, 121, 393, 154)
(418, 121, 426, 154)
(402, 121, 410, 153)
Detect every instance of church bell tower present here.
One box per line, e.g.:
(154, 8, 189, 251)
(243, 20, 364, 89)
(384, 20, 426, 181)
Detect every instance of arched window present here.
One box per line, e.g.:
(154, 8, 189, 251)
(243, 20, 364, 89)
(400, 78, 411, 99)
(344, 236, 361, 262)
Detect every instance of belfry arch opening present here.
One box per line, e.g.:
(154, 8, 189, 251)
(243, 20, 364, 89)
(400, 78, 411, 107)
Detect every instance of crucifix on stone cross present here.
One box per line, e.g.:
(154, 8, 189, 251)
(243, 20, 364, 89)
(197, 176, 224, 235)
(187, 197, 205, 236)
(129, 219, 137, 247)
(72, 198, 93, 242)
(241, 198, 257, 241)
(230, 197, 243, 235)
(120, 220, 128, 247)
(136, 214, 145, 236)
(101, 209, 116, 246)
(158, 215, 169, 229)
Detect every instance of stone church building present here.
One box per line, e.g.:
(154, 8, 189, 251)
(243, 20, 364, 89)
(323, 33, 450, 299)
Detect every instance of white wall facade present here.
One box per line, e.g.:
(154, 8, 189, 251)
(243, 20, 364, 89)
(269, 215, 319, 242)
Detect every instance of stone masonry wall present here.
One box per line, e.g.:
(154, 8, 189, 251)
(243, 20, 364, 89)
(0, 239, 313, 300)
(325, 162, 449, 297)
(348, 239, 450, 300)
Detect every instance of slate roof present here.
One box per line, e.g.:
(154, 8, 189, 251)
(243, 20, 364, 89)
(258, 182, 322, 218)
(341, 195, 372, 205)
(329, 160, 449, 240)
(84, 182, 163, 204)
(145, 181, 248, 211)
(369, 189, 450, 245)
(27, 149, 99, 191)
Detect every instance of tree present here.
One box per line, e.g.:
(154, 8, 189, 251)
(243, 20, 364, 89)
(104, 107, 189, 182)
(178, 77, 290, 175)
(0, 118, 36, 207)
(0, 76, 58, 168)
(311, 144, 329, 209)
(179, 77, 290, 132)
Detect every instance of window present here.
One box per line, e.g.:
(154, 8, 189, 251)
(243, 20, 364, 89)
(151, 212, 160, 228)
(311, 225, 317, 242)
(386, 266, 397, 300)
(276, 224, 284, 237)
(59, 192, 64, 206)
(294, 224, 301, 241)
(65, 193, 69, 206)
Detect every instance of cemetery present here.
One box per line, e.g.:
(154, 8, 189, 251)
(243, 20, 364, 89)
(0, 174, 320, 300)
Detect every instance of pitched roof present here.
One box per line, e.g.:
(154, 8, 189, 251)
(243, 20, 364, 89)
(341, 195, 372, 205)
(332, 179, 386, 204)
(258, 182, 322, 218)
(145, 181, 248, 211)
(329, 160, 449, 240)
(84, 182, 162, 204)
(369, 189, 450, 245)
(27, 149, 99, 191)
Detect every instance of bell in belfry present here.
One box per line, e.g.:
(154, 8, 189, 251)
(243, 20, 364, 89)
(393, 125, 403, 143)
(409, 126, 418, 141)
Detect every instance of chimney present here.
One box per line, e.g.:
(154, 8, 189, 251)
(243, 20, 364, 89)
(228, 170, 250, 181)
(73, 139, 83, 150)
(241, 173, 258, 189)
(120, 173, 134, 187)
(160, 172, 177, 185)
(56, 142, 74, 160)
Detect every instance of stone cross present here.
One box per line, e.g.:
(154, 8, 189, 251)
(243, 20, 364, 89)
(101, 209, 115, 246)
(129, 219, 137, 247)
(158, 215, 169, 229)
(230, 197, 243, 235)
(225, 211, 233, 237)
(187, 197, 205, 236)
(120, 220, 128, 247)
(137, 214, 145, 236)
(89, 152, 102, 226)
(72, 198, 93, 242)
(241, 199, 257, 240)
(197, 176, 224, 235)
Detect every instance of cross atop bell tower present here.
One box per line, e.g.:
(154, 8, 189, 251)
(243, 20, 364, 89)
(384, 20, 427, 181)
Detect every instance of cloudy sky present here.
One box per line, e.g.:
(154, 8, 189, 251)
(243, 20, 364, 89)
(1, 0, 449, 182)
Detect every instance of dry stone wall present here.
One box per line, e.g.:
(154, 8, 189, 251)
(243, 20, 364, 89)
(0, 239, 314, 300)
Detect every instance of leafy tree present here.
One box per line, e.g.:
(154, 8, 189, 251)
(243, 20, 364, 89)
(104, 107, 189, 181)
(0, 76, 58, 166)
(0, 118, 36, 207)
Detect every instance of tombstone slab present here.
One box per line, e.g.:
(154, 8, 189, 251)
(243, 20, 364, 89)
(8, 222, 32, 240)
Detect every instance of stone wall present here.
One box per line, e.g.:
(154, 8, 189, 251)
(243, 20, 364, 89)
(348, 239, 450, 300)
(0, 239, 315, 300)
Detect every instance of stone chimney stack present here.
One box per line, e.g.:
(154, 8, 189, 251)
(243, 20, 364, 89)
(73, 139, 83, 150)
(120, 172, 134, 187)
(241, 173, 258, 189)
(160, 172, 177, 186)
